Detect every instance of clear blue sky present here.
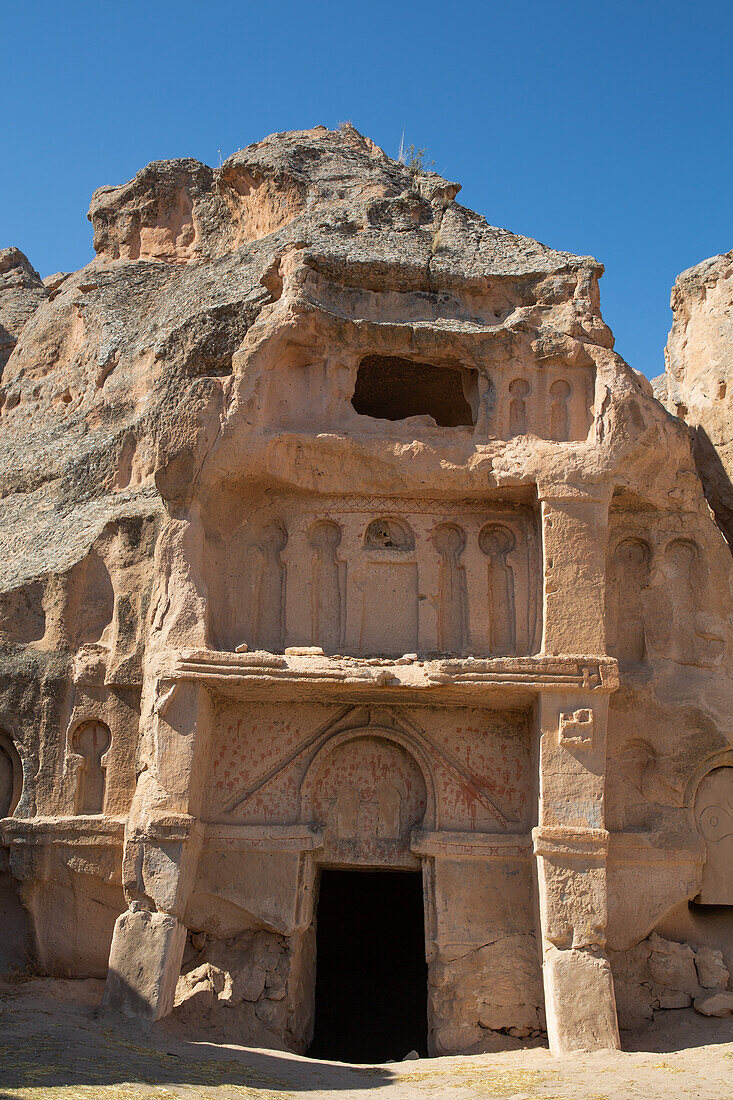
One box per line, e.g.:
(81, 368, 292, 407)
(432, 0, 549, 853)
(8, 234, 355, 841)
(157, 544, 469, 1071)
(3, 1, 731, 379)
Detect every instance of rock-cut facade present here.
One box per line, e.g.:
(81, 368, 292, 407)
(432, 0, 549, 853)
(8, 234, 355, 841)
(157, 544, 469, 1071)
(0, 125, 732, 1057)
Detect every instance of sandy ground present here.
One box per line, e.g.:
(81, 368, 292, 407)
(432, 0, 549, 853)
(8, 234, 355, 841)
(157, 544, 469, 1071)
(0, 978, 731, 1100)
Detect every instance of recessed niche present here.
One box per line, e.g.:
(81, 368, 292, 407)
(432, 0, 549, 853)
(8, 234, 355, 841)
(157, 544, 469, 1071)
(351, 355, 477, 427)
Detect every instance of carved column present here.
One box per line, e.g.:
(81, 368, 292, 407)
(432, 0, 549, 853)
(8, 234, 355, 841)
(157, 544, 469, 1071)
(534, 484, 620, 1053)
(103, 678, 213, 1020)
(539, 486, 610, 657)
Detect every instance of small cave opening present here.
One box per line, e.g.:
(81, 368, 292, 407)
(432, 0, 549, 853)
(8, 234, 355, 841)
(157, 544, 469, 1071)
(351, 355, 477, 427)
(308, 869, 428, 1064)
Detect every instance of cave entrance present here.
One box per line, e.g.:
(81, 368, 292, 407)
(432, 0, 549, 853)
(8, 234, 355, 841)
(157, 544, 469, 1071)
(351, 354, 477, 427)
(308, 868, 428, 1064)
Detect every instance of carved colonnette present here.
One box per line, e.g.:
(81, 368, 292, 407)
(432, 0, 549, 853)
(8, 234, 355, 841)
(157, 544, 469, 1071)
(208, 494, 542, 659)
(606, 499, 727, 669)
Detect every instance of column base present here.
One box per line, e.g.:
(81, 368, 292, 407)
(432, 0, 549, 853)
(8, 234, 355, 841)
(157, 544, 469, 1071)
(544, 945, 620, 1054)
(102, 907, 186, 1020)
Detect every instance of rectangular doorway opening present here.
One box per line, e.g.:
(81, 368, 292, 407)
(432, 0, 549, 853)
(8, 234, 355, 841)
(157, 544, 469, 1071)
(308, 868, 428, 1064)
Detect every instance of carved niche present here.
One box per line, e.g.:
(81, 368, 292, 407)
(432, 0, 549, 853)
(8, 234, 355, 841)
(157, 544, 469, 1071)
(433, 524, 468, 655)
(360, 518, 418, 657)
(695, 766, 733, 905)
(215, 498, 540, 658)
(302, 730, 428, 867)
(226, 520, 289, 653)
(0, 733, 21, 819)
(479, 524, 519, 655)
(72, 721, 111, 815)
(607, 538, 651, 664)
(607, 512, 726, 668)
(307, 520, 345, 654)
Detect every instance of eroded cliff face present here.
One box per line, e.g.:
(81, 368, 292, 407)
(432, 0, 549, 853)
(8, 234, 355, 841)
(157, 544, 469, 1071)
(657, 251, 733, 547)
(1, 126, 732, 1059)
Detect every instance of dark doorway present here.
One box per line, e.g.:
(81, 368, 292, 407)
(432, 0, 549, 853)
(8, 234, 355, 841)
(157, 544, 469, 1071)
(352, 355, 477, 427)
(308, 869, 428, 1064)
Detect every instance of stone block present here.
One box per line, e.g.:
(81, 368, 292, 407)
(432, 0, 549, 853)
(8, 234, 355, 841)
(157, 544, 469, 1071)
(103, 908, 186, 1020)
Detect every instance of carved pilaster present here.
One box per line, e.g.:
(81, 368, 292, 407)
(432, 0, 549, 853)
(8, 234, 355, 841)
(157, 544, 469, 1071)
(534, 689, 620, 1053)
(103, 679, 212, 1020)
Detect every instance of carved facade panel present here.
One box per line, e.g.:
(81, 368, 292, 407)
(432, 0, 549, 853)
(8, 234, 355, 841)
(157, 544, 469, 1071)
(606, 506, 727, 668)
(487, 364, 594, 443)
(254, 343, 594, 445)
(204, 702, 532, 835)
(211, 496, 541, 658)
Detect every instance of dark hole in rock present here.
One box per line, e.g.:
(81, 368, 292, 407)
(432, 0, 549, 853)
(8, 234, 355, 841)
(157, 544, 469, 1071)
(308, 868, 428, 1063)
(352, 355, 477, 427)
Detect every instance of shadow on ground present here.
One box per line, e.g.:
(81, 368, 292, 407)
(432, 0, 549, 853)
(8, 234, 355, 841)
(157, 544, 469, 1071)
(0, 979, 392, 1098)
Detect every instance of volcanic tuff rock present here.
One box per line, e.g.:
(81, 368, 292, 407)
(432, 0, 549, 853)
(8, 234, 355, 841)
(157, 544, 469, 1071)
(658, 250, 733, 546)
(1, 124, 664, 593)
(0, 247, 47, 372)
(1, 125, 732, 1062)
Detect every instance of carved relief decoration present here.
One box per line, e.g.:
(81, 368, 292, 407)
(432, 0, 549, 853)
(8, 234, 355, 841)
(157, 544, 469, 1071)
(71, 721, 111, 815)
(607, 512, 726, 668)
(215, 498, 540, 658)
(695, 766, 733, 905)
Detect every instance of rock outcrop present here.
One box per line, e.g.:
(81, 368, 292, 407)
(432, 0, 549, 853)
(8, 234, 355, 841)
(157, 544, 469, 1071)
(659, 250, 733, 546)
(0, 247, 47, 373)
(0, 125, 732, 1062)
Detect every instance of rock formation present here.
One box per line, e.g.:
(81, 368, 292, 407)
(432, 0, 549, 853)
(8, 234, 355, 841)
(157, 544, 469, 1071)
(0, 125, 732, 1061)
(657, 251, 733, 547)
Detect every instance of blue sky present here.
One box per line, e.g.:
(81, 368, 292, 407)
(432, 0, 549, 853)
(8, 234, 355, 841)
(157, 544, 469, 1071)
(3, 0, 731, 379)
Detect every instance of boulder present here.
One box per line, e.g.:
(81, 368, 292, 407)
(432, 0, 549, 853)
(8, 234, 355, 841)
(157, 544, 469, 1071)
(694, 991, 733, 1017)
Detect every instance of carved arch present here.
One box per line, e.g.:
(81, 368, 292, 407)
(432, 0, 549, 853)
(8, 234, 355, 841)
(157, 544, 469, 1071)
(0, 731, 22, 818)
(299, 724, 438, 830)
(364, 517, 415, 551)
(70, 720, 111, 815)
(683, 749, 733, 808)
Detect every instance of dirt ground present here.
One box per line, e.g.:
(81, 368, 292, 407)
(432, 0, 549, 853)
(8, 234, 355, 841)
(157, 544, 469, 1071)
(0, 978, 731, 1100)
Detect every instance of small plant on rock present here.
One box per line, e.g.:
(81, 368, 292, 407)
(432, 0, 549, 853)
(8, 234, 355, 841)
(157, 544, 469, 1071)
(397, 134, 435, 176)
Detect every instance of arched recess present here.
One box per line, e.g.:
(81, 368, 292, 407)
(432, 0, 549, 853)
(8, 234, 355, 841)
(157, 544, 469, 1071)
(71, 721, 111, 815)
(0, 731, 22, 819)
(299, 721, 435, 831)
(691, 758, 733, 906)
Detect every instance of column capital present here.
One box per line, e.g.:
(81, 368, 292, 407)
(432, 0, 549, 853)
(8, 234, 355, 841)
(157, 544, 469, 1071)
(532, 825, 610, 860)
(536, 480, 614, 506)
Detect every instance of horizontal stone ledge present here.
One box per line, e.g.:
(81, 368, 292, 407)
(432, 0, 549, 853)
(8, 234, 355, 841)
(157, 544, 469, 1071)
(532, 825, 610, 860)
(0, 815, 126, 845)
(202, 823, 324, 852)
(158, 650, 619, 702)
(411, 828, 532, 859)
(607, 831, 705, 864)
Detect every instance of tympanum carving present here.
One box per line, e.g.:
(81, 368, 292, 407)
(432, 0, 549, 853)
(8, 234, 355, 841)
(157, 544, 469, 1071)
(695, 766, 733, 905)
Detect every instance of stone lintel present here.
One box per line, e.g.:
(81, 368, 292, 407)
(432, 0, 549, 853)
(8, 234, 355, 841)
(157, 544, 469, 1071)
(159, 649, 619, 705)
(411, 829, 531, 860)
(202, 823, 323, 852)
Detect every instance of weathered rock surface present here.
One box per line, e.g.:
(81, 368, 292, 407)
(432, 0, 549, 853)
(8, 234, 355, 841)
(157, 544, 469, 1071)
(658, 250, 733, 546)
(610, 933, 731, 1029)
(0, 125, 732, 1062)
(693, 990, 733, 1017)
(0, 247, 47, 373)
